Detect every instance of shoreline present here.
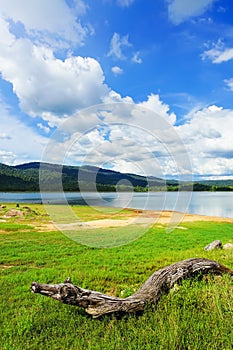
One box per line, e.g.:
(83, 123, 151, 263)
(80, 210, 233, 229)
(1, 203, 233, 232)
(37, 209, 233, 232)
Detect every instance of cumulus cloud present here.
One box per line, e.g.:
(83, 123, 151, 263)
(2, 76, 232, 179)
(0, 0, 88, 49)
(108, 32, 132, 60)
(0, 5, 142, 131)
(167, 0, 217, 25)
(0, 100, 47, 165)
(43, 100, 189, 178)
(61, 123, 171, 178)
(0, 33, 109, 122)
(111, 66, 124, 75)
(176, 105, 233, 177)
(138, 94, 176, 125)
(102, 90, 133, 104)
(0, 0, 110, 128)
(74, 101, 233, 179)
(202, 40, 233, 63)
(0, 0, 232, 180)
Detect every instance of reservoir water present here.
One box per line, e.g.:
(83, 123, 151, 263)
(0, 191, 233, 219)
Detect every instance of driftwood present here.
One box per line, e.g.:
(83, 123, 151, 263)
(31, 258, 233, 318)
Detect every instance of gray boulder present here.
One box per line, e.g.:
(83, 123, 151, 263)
(223, 243, 233, 250)
(204, 240, 222, 251)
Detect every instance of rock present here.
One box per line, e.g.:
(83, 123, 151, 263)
(204, 240, 222, 251)
(23, 206, 31, 211)
(3, 209, 24, 218)
(22, 206, 37, 215)
(223, 243, 233, 250)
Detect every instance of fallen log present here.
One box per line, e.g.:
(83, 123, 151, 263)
(31, 258, 233, 318)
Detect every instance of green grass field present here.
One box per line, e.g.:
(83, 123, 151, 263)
(0, 204, 233, 350)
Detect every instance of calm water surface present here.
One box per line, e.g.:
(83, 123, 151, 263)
(0, 191, 233, 219)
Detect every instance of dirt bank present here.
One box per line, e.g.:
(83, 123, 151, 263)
(42, 210, 233, 232)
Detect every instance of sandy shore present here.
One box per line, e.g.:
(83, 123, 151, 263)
(40, 210, 233, 231)
(81, 211, 233, 229)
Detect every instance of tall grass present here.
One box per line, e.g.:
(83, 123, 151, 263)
(0, 206, 233, 350)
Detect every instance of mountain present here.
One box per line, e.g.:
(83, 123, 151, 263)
(0, 163, 38, 191)
(0, 162, 232, 192)
(0, 162, 172, 192)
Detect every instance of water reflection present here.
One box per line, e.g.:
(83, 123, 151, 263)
(0, 191, 233, 219)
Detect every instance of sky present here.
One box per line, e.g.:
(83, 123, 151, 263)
(0, 0, 233, 180)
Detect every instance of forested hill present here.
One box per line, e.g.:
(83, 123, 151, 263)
(0, 162, 233, 192)
(0, 162, 174, 191)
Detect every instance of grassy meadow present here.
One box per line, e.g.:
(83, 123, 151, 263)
(0, 203, 233, 350)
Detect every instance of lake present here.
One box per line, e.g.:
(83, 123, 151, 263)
(0, 191, 233, 219)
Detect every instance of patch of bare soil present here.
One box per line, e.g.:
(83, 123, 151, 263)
(60, 211, 233, 230)
(144, 210, 233, 224)
(2, 207, 233, 232)
(34, 222, 57, 232)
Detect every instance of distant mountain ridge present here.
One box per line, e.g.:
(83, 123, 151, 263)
(0, 162, 233, 192)
(0, 161, 171, 192)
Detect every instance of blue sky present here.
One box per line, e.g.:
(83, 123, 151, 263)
(0, 0, 233, 180)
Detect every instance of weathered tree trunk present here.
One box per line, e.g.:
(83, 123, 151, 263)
(31, 258, 232, 318)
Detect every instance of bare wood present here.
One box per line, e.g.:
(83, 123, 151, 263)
(31, 258, 233, 318)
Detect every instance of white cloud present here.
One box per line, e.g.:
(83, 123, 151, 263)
(103, 90, 133, 104)
(202, 40, 233, 63)
(4, 83, 230, 179)
(108, 32, 132, 60)
(72, 0, 89, 15)
(73, 101, 233, 178)
(224, 78, 233, 91)
(0, 0, 110, 127)
(62, 123, 168, 177)
(37, 123, 51, 134)
(0, 100, 47, 165)
(0, 133, 11, 140)
(0, 1, 232, 179)
(116, 0, 135, 7)
(43, 101, 188, 178)
(138, 94, 176, 125)
(216, 49, 233, 63)
(0, 0, 88, 49)
(0, 150, 15, 163)
(111, 66, 124, 75)
(0, 34, 109, 121)
(176, 105, 233, 177)
(132, 51, 142, 64)
(108, 33, 141, 65)
(167, 0, 217, 25)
